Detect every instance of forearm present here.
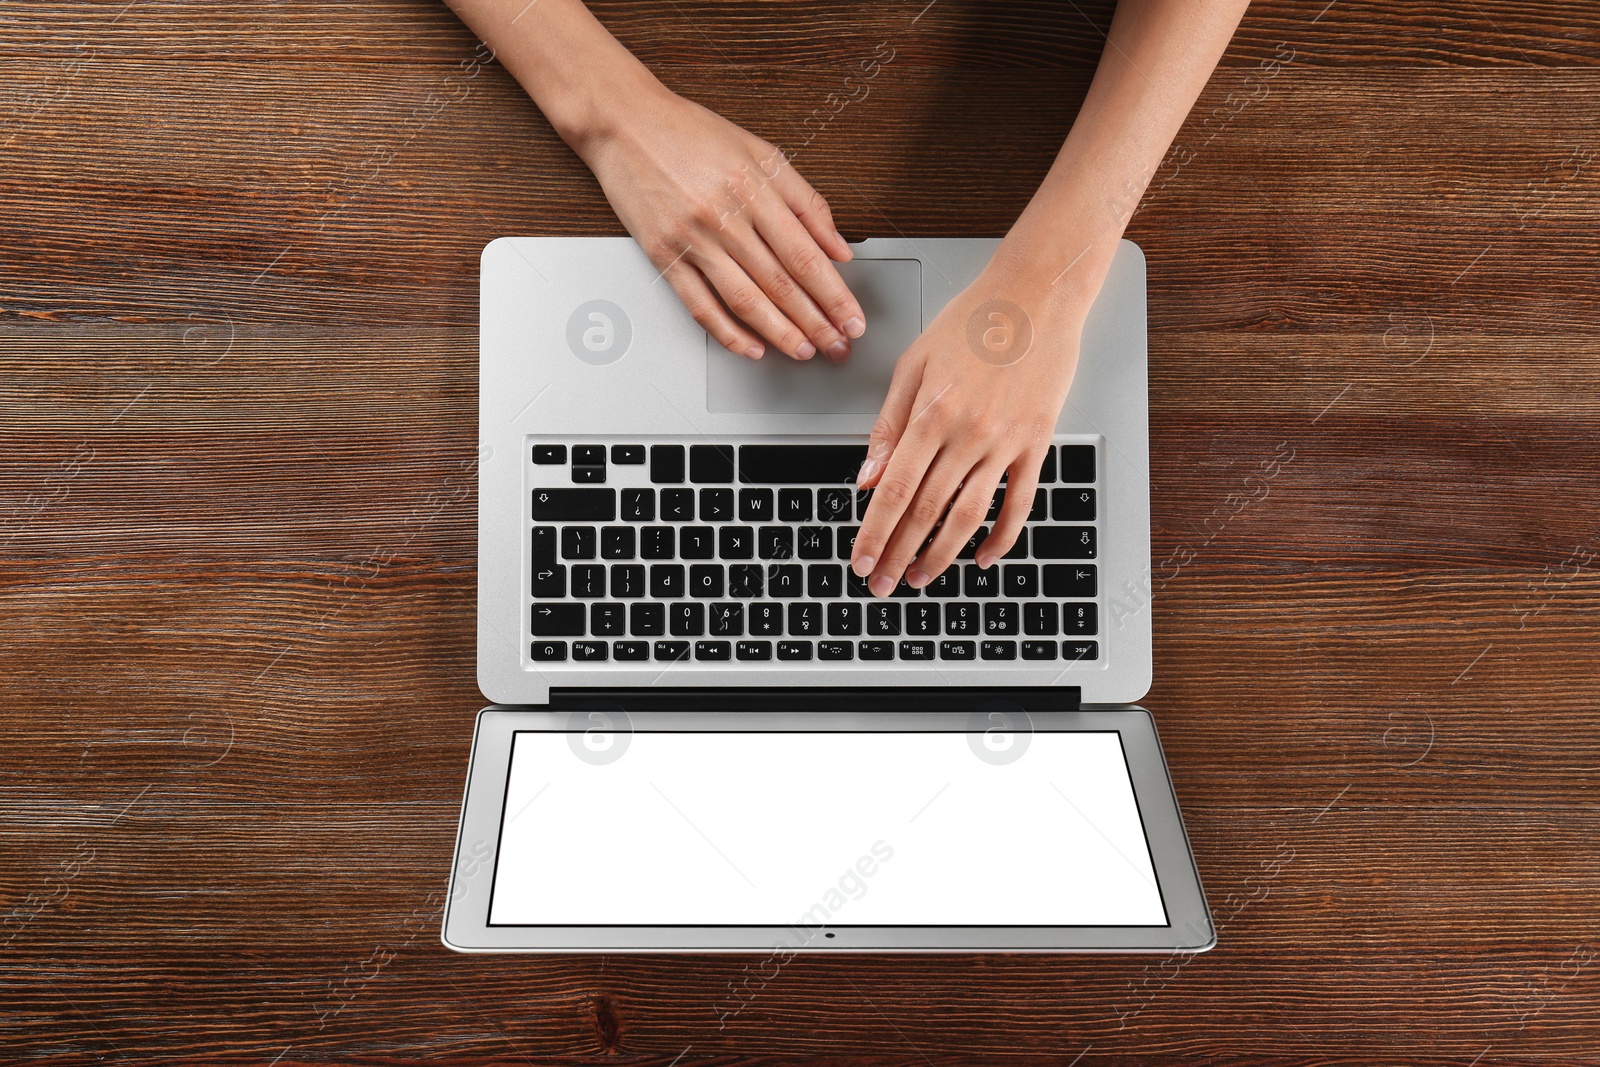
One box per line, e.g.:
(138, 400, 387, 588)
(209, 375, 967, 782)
(442, 0, 664, 154)
(992, 0, 1250, 313)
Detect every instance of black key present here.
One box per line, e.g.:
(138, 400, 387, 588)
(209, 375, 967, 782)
(890, 577, 922, 598)
(739, 488, 774, 522)
(1022, 640, 1057, 660)
(736, 640, 772, 661)
(940, 640, 976, 660)
(641, 526, 675, 560)
(573, 640, 608, 662)
(611, 444, 645, 464)
(964, 565, 1000, 597)
(532, 488, 614, 521)
(1063, 603, 1098, 635)
(980, 640, 1017, 660)
(700, 488, 734, 521)
(681, 526, 715, 559)
(1038, 447, 1057, 484)
(983, 602, 1018, 635)
(690, 444, 735, 483)
(614, 640, 649, 660)
(749, 602, 783, 635)
(759, 525, 794, 560)
(818, 488, 852, 522)
(1059, 444, 1096, 483)
(1004, 564, 1039, 598)
(1024, 602, 1059, 636)
(572, 465, 606, 484)
(650, 564, 685, 598)
(621, 488, 655, 521)
(654, 639, 690, 661)
(859, 641, 894, 660)
(661, 488, 695, 522)
(818, 641, 854, 661)
(562, 525, 596, 559)
(846, 570, 873, 598)
(778, 489, 812, 522)
(590, 602, 626, 636)
(768, 564, 803, 597)
(827, 602, 862, 635)
(906, 602, 941, 636)
(986, 489, 1005, 523)
(689, 563, 724, 598)
(650, 444, 685, 483)
(1004, 528, 1029, 560)
(855, 488, 874, 520)
(695, 640, 731, 661)
(729, 564, 764, 598)
(530, 640, 567, 661)
(532, 562, 566, 598)
(867, 601, 901, 636)
(532, 525, 558, 567)
(1030, 489, 1049, 522)
(807, 564, 843, 598)
(719, 525, 754, 559)
(836, 526, 859, 559)
(630, 602, 665, 636)
(1063, 640, 1099, 661)
(956, 526, 988, 560)
(573, 445, 606, 466)
(572, 564, 606, 598)
(532, 444, 566, 464)
(740, 444, 868, 484)
(531, 603, 584, 636)
(777, 641, 813, 661)
(709, 602, 743, 636)
(600, 526, 635, 560)
(788, 602, 822, 635)
(797, 526, 832, 559)
(1053, 488, 1096, 521)
(670, 602, 705, 636)
(1043, 564, 1098, 598)
(945, 603, 979, 635)
(1033, 526, 1097, 559)
(899, 640, 935, 661)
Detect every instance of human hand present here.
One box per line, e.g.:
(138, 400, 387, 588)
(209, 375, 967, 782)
(578, 86, 865, 362)
(849, 264, 1085, 596)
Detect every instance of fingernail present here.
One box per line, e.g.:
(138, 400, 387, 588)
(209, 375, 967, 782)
(867, 437, 892, 460)
(826, 339, 849, 361)
(796, 341, 817, 359)
(855, 456, 882, 484)
(854, 555, 875, 575)
(869, 575, 895, 598)
(907, 569, 930, 588)
(743, 344, 764, 359)
(842, 316, 865, 339)
(977, 554, 996, 569)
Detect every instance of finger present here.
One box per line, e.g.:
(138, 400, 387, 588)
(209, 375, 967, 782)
(667, 261, 765, 359)
(854, 351, 923, 491)
(976, 449, 1047, 568)
(725, 221, 850, 361)
(911, 460, 1008, 587)
(869, 451, 974, 597)
(769, 158, 854, 265)
(695, 250, 818, 360)
(753, 207, 865, 356)
(851, 357, 928, 577)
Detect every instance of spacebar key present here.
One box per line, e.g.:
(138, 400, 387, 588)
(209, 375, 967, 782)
(739, 445, 868, 483)
(532, 488, 615, 521)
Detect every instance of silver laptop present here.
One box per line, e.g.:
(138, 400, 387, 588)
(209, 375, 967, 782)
(444, 236, 1213, 952)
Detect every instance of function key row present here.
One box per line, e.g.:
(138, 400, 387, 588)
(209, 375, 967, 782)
(531, 599, 1097, 638)
(531, 443, 1096, 486)
(530, 638, 1100, 663)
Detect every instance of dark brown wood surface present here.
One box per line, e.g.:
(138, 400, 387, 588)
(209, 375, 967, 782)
(3, 1, 1598, 1062)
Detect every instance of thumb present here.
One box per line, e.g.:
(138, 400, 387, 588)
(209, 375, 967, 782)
(857, 352, 922, 488)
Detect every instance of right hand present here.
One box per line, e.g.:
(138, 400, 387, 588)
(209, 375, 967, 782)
(577, 87, 866, 361)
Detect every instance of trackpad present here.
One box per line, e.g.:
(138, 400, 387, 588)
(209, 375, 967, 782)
(706, 258, 922, 414)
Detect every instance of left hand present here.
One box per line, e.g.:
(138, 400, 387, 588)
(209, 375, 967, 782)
(849, 263, 1086, 597)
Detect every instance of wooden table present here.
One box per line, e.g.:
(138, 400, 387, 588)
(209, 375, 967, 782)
(4, 2, 1597, 1061)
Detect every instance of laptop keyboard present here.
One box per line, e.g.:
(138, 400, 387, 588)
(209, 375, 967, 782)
(527, 439, 1101, 667)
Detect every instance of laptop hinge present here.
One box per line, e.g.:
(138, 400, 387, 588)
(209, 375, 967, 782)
(549, 686, 1081, 714)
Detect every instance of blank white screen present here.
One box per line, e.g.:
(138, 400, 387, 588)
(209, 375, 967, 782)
(488, 730, 1167, 927)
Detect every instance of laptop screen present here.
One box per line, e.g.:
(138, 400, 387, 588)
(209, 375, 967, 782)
(487, 728, 1168, 928)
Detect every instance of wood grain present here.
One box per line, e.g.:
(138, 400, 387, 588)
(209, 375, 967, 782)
(3, 1, 1598, 1063)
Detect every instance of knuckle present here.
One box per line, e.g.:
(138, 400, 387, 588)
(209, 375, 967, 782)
(909, 495, 946, 528)
(726, 285, 764, 317)
(788, 248, 825, 279)
(950, 497, 987, 529)
(766, 267, 798, 302)
(875, 474, 917, 508)
(687, 199, 724, 230)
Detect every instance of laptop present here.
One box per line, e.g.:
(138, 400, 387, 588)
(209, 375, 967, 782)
(443, 236, 1214, 953)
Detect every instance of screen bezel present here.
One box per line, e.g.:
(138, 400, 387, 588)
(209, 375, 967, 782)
(442, 706, 1214, 953)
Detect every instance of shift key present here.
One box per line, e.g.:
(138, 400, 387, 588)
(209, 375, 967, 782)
(1032, 526, 1097, 559)
(532, 488, 615, 521)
